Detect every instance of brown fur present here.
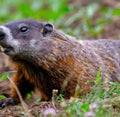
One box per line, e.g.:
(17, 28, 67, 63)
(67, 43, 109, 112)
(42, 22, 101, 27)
(0, 19, 120, 102)
(0, 53, 10, 75)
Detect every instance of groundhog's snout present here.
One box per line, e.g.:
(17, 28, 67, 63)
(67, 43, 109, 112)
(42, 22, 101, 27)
(0, 26, 14, 54)
(0, 28, 5, 41)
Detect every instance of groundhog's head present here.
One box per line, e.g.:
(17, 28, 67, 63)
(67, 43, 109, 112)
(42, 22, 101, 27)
(0, 19, 55, 60)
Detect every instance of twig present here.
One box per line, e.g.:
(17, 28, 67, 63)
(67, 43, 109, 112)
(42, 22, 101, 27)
(8, 76, 33, 117)
(52, 89, 58, 109)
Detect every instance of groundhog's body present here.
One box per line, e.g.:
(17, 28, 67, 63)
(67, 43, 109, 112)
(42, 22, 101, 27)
(0, 19, 120, 107)
(11, 39, 120, 99)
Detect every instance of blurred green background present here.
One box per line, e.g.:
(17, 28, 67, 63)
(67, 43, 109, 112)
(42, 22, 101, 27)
(0, 0, 120, 39)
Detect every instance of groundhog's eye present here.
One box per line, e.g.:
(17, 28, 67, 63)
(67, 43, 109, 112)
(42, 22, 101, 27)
(20, 26, 28, 32)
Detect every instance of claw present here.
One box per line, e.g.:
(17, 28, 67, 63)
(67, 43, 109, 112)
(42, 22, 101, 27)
(0, 98, 18, 109)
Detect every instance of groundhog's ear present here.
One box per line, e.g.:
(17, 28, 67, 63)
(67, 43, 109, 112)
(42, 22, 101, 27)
(42, 23, 53, 37)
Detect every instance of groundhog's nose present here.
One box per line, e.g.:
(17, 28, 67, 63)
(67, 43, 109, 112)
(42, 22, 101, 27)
(0, 29, 5, 41)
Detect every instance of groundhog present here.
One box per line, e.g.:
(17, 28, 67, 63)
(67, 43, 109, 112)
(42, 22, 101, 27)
(0, 19, 120, 108)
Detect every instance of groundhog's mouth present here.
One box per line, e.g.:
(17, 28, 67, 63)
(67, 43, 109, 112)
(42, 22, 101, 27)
(0, 45, 13, 54)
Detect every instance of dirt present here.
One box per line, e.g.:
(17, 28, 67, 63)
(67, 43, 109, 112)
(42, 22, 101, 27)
(98, 17, 120, 39)
(0, 0, 120, 116)
(0, 79, 61, 116)
(0, 101, 55, 117)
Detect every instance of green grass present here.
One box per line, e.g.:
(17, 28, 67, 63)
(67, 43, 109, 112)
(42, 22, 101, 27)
(1, 70, 120, 116)
(0, 0, 72, 24)
(56, 71, 120, 117)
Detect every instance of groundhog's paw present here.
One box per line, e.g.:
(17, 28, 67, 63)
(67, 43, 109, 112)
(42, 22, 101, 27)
(0, 98, 18, 109)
